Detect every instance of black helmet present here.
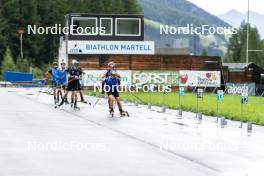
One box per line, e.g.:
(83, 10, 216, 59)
(73, 61, 80, 67)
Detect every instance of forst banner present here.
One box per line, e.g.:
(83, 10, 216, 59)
(132, 71, 179, 86)
(179, 71, 221, 87)
(82, 70, 179, 86)
(83, 70, 219, 87)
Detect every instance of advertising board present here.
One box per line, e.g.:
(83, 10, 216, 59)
(179, 71, 221, 87)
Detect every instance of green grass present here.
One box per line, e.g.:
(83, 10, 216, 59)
(120, 92, 264, 125)
(86, 91, 264, 125)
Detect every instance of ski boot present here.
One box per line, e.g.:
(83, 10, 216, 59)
(81, 98, 88, 104)
(56, 96, 60, 104)
(73, 101, 80, 111)
(65, 98, 70, 104)
(70, 98, 74, 108)
(57, 98, 65, 107)
(109, 108, 114, 118)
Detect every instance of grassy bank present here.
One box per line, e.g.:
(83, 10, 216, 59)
(86, 91, 264, 125)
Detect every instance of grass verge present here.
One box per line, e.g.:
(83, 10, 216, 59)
(86, 91, 264, 125)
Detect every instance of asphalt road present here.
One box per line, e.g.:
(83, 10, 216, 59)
(0, 88, 263, 176)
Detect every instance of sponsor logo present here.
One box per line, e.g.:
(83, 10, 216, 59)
(69, 43, 82, 54)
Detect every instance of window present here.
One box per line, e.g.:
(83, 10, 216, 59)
(115, 18, 141, 36)
(100, 18, 113, 35)
(71, 17, 98, 35)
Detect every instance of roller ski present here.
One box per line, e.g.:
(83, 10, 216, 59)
(73, 106, 80, 111)
(80, 100, 91, 105)
(120, 110, 129, 117)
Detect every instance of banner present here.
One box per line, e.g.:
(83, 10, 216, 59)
(68, 40, 155, 55)
(226, 83, 255, 96)
(83, 70, 132, 86)
(179, 71, 221, 87)
(132, 71, 179, 85)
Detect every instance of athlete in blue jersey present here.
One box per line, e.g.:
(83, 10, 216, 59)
(59, 60, 82, 110)
(55, 62, 68, 103)
(102, 62, 128, 117)
(46, 62, 60, 104)
(101, 61, 120, 94)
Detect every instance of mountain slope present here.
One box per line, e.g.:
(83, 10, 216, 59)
(218, 10, 264, 38)
(139, 0, 231, 56)
(140, 0, 230, 27)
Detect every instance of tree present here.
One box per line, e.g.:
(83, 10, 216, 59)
(102, 0, 114, 13)
(201, 48, 208, 56)
(225, 21, 264, 68)
(123, 0, 142, 14)
(16, 56, 30, 72)
(0, 2, 7, 67)
(90, 0, 105, 13)
(0, 0, 142, 70)
(1, 47, 16, 75)
(32, 66, 43, 79)
(112, 0, 124, 13)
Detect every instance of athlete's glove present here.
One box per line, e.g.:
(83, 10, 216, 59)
(41, 80, 47, 86)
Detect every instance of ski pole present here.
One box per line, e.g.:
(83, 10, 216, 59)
(35, 80, 46, 100)
(130, 92, 144, 103)
(93, 96, 102, 108)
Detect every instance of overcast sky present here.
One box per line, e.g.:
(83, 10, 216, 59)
(187, 0, 264, 15)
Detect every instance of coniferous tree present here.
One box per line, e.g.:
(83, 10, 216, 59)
(225, 21, 264, 68)
(112, 0, 125, 14)
(201, 48, 208, 56)
(123, 0, 142, 14)
(0, 5, 7, 67)
(0, 0, 142, 69)
(16, 56, 30, 72)
(1, 47, 16, 74)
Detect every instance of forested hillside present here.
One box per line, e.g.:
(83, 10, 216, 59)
(140, 0, 229, 27)
(0, 0, 141, 75)
(139, 0, 231, 56)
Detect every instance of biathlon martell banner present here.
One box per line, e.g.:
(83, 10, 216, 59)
(179, 71, 221, 87)
(132, 71, 179, 85)
(68, 40, 155, 55)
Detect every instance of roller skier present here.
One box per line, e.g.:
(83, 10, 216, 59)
(102, 62, 129, 117)
(58, 61, 82, 110)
